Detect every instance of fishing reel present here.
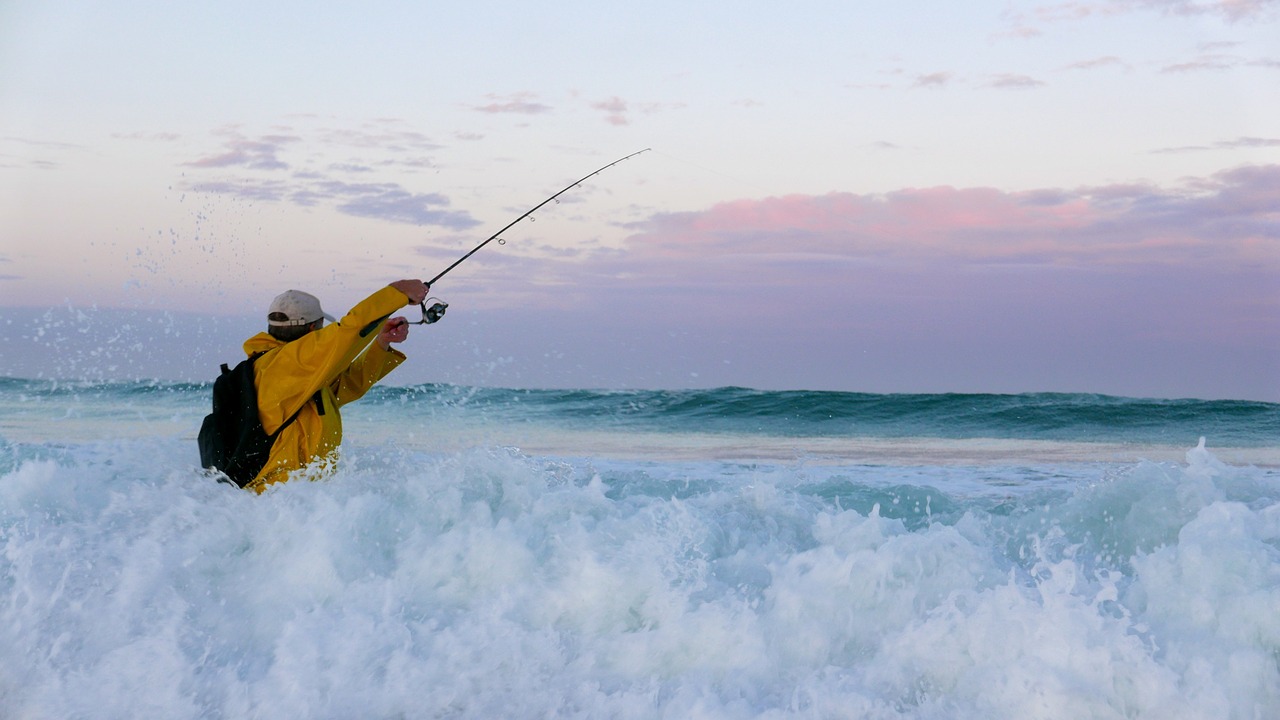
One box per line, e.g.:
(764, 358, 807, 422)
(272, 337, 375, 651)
(412, 297, 449, 325)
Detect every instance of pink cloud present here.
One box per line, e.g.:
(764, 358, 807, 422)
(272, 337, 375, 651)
(592, 97, 630, 126)
(472, 92, 553, 115)
(605, 165, 1279, 276)
(1062, 55, 1128, 71)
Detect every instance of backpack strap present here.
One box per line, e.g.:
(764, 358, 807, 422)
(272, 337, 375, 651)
(270, 393, 313, 439)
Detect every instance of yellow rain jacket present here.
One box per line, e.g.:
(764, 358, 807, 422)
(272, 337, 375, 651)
(242, 285, 409, 492)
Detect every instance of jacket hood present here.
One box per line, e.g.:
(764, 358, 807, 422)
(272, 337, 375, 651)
(243, 332, 285, 357)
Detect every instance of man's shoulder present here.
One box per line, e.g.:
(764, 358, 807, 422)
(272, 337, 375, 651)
(243, 332, 282, 358)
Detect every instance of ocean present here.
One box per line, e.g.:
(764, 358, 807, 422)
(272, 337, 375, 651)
(1, 379, 1278, 719)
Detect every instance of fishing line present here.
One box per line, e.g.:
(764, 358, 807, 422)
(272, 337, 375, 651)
(410, 148, 650, 325)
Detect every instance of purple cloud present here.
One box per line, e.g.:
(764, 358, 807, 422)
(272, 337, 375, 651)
(1152, 136, 1280, 153)
(472, 93, 553, 115)
(184, 177, 479, 229)
(328, 162, 375, 173)
(179, 123, 474, 228)
(316, 122, 442, 153)
(184, 133, 298, 170)
(913, 72, 954, 88)
(186, 179, 288, 202)
(988, 73, 1046, 89)
(317, 181, 480, 228)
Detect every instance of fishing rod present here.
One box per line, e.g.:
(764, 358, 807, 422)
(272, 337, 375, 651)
(411, 148, 651, 325)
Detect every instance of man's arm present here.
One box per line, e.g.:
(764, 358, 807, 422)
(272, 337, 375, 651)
(331, 316, 412, 407)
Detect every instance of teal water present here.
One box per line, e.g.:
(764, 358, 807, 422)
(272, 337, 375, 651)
(4, 377, 1277, 445)
(366, 384, 1280, 445)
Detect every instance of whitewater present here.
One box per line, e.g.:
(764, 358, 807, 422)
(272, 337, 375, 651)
(2, 380, 1278, 719)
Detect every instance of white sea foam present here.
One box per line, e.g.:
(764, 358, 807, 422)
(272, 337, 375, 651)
(1, 432, 1277, 718)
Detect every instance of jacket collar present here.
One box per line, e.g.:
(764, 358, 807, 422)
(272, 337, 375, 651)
(243, 332, 285, 357)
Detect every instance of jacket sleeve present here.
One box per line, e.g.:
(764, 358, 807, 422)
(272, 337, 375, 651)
(331, 342, 407, 407)
(255, 285, 409, 433)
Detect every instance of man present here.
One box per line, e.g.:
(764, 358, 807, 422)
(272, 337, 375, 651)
(241, 279, 429, 492)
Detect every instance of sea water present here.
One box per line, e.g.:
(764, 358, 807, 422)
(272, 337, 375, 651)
(1, 380, 1278, 719)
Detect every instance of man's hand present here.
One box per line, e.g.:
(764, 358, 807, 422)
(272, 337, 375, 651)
(376, 317, 410, 350)
(390, 279, 430, 305)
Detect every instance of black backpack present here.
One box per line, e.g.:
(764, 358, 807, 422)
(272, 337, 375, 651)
(198, 352, 305, 487)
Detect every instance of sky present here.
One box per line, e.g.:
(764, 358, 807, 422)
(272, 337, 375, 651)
(1, 0, 1278, 400)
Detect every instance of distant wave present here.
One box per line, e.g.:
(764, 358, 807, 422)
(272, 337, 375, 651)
(3, 377, 1276, 447)
(363, 385, 1280, 447)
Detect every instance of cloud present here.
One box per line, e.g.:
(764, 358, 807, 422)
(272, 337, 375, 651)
(1156, 40, 1277, 73)
(112, 131, 182, 142)
(328, 162, 375, 173)
(315, 121, 442, 153)
(1061, 55, 1128, 71)
(1159, 45, 1280, 72)
(1199, 40, 1244, 51)
(319, 182, 480, 228)
(592, 96, 630, 126)
(184, 131, 299, 170)
(913, 72, 954, 88)
(0, 154, 60, 170)
(188, 176, 480, 229)
(587, 97, 683, 126)
(1124, 0, 1278, 22)
(4, 137, 84, 151)
(178, 122, 477, 228)
(591, 164, 1280, 283)
(1000, 0, 1276, 39)
(472, 92, 553, 115)
(1152, 136, 1280, 153)
(1161, 53, 1240, 72)
(987, 73, 1046, 89)
(187, 179, 289, 203)
(1, 136, 87, 169)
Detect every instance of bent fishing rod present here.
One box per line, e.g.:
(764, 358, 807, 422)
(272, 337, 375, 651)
(410, 148, 651, 326)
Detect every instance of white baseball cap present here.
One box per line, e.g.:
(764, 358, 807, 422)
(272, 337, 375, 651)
(267, 290, 336, 327)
